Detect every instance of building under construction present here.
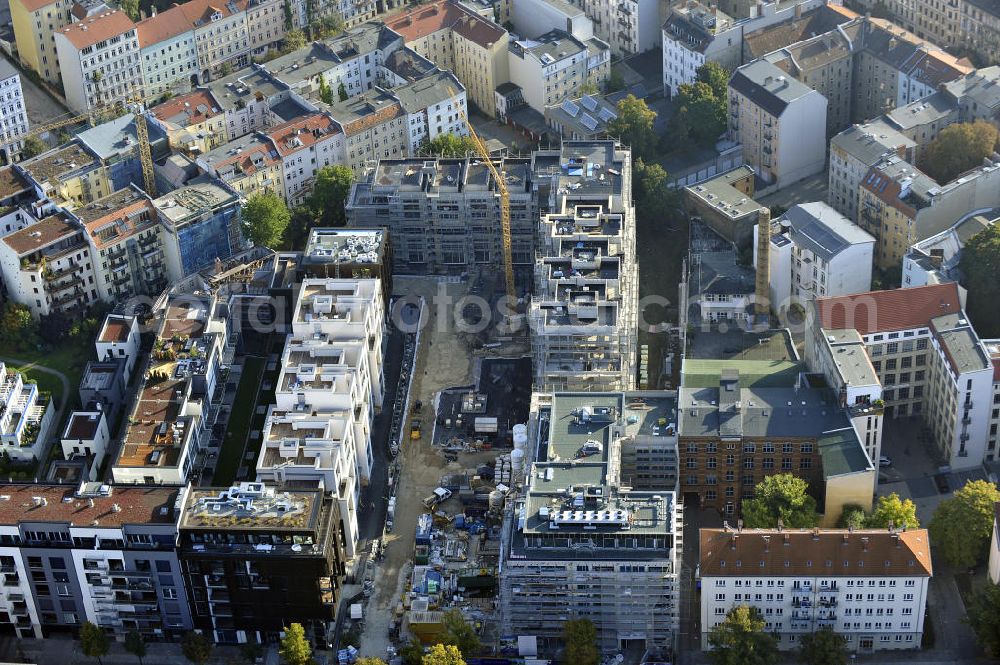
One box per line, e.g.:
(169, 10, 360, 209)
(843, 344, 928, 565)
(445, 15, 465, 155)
(529, 141, 638, 392)
(500, 391, 681, 655)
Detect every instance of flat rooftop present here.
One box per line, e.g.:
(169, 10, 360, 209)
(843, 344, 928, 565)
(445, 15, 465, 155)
(303, 228, 385, 265)
(821, 328, 879, 388)
(685, 166, 762, 219)
(98, 315, 134, 343)
(0, 484, 180, 527)
(20, 143, 98, 184)
(180, 483, 321, 531)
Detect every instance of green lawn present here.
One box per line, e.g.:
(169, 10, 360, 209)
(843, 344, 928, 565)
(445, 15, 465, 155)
(2, 338, 91, 411)
(214, 356, 266, 486)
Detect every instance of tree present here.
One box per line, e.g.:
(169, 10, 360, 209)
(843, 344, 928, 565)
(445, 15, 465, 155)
(798, 626, 848, 665)
(697, 62, 729, 101)
(338, 82, 348, 102)
(929, 479, 1000, 569)
(835, 503, 867, 530)
(0, 302, 35, 350)
(219, 62, 233, 77)
(961, 222, 1000, 337)
(181, 631, 213, 665)
(606, 95, 656, 160)
(421, 644, 465, 665)
(307, 165, 354, 227)
(578, 80, 599, 95)
(319, 77, 334, 104)
(124, 629, 147, 665)
(440, 609, 480, 658)
(707, 605, 778, 665)
(283, 0, 294, 30)
(422, 133, 479, 157)
(243, 192, 291, 247)
(605, 71, 625, 93)
(868, 492, 919, 529)
(20, 135, 48, 159)
(119, 0, 140, 19)
(673, 81, 727, 145)
(282, 29, 307, 54)
(279, 623, 312, 665)
(80, 622, 110, 665)
(742, 473, 819, 528)
(965, 582, 1000, 657)
(633, 159, 678, 217)
(356, 659, 388, 665)
(399, 641, 425, 665)
(918, 120, 999, 184)
(561, 618, 599, 665)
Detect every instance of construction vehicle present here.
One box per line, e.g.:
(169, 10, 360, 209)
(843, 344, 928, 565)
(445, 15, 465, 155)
(422, 487, 452, 508)
(410, 418, 422, 440)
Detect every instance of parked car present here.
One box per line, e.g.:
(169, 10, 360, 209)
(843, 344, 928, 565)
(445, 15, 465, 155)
(878, 455, 892, 468)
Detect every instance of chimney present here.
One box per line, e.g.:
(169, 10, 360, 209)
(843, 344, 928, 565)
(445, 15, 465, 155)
(762, 535, 770, 552)
(794, 2, 802, 18)
(755, 208, 771, 317)
(812, 527, 819, 541)
(87, 498, 95, 508)
(730, 534, 739, 550)
(737, 518, 744, 532)
(777, 518, 784, 532)
(861, 536, 870, 552)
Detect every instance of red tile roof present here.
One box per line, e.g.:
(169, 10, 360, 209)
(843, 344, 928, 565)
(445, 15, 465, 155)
(265, 113, 340, 157)
(151, 89, 224, 126)
(136, 4, 195, 48)
(816, 283, 962, 334)
(177, 0, 249, 28)
(341, 102, 405, 137)
(58, 10, 136, 50)
(386, 0, 505, 47)
(13, 0, 61, 16)
(0, 484, 180, 526)
(699, 528, 933, 577)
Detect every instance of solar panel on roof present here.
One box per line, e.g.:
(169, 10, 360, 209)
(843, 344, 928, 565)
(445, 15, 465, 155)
(598, 106, 617, 122)
(581, 113, 599, 131)
(580, 95, 598, 111)
(561, 99, 580, 117)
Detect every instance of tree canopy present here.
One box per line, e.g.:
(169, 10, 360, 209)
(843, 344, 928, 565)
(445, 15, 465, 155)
(836, 503, 867, 530)
(965, 582, 1000, 657)
(960, 222, 1000, 337)
(929, 479, 1000, 569)
(356, 659, 389, 665)
(306, 165, 354, 228)
(606, 95, 657, 161)
(421, 644, 465, 665)
(119, 0, 140, 19)
(80, 622, 110, 665)
(561, 618, 600, 665)
(742, 473, 819, 528)
(439, 609, 480, 658)
(918, 120, 999, 184)
(422, 133, 478, 158)
(868, 492, 919, 529)
(282, 29, 307, 54)
(0, 302, 35, 350)
(671, 63, 729, 146)
(243, 192, 291, 248)
(181, 632, 213, 665)
(707, 605, 778, 665)
(279, 623, 313, 665)
(20, 135, 48, 160)
(124, 629, 147, 665)
(798, 626, 848, 665)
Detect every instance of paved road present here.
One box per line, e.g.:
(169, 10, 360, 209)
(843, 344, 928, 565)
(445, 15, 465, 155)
(0, 355, 71, 463)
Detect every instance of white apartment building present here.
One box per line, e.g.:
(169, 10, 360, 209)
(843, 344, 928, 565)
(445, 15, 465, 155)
(0, 211, 101, 319)
(0, 362, 56, 463)
(95, 314, 140, 382)
(185, 0, 252, 81)
(983, 340, 999, 464)
(508, 30, 610, 113)
(510, 0, 594, 46)
(264, 113, 345, 205)
(256, 277, 386, 559)
(54, 10, 143, 113)
(577, 0, 659, 56)
(0, 60, 29, 163)
(661, 0, 827, 97)
(990, 501, 1000, 585)
(754, 202, 875, 316)
(729, 59, 827, 190)
(530, 141, 637, 393)
(393, 71, 467, 154)
(500, 392, 682, 654)
(136, 6, 199, 99)
(205, 69, 281, 142)
(812, 282, 995, 468)
(61, 411, 110, 478)
(699, 528, 932, 652)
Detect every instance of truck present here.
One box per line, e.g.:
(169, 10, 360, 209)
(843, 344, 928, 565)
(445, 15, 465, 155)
(422, 487, 453, 508)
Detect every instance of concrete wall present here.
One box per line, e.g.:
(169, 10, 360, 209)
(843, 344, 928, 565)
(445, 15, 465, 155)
(822, 469, 875, 526)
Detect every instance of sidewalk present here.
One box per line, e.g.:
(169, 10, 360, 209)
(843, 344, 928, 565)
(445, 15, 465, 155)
(14, 637, 251, 665)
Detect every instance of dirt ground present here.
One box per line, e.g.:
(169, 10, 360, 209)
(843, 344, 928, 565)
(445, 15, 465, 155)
(358, 276, 480, 659)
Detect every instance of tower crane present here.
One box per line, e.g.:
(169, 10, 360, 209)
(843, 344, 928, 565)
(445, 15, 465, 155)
(444, 86, 515, 301)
